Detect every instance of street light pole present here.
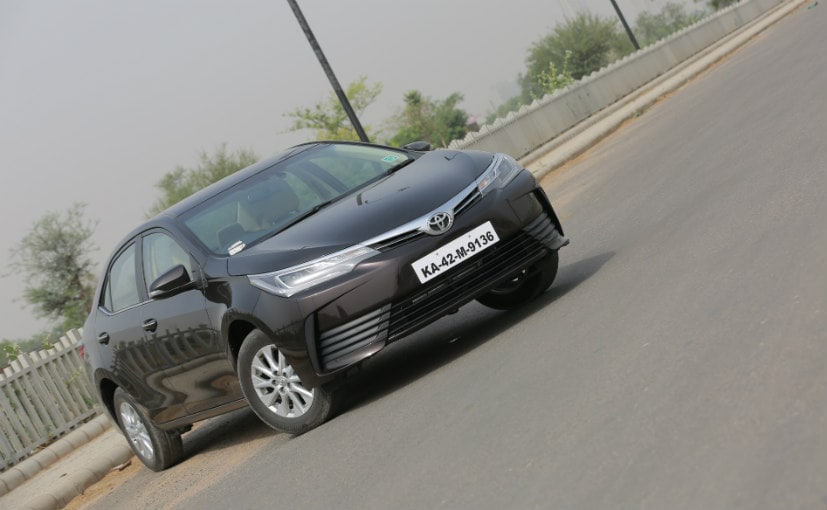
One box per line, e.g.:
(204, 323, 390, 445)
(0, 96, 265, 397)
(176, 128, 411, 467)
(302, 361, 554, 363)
(286, 0, 370, 143)
(609, 0, 641, 51)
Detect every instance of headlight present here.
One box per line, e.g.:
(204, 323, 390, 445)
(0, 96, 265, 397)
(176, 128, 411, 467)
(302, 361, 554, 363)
(248, 245, 379, 297)
(476, 153, 523, 196)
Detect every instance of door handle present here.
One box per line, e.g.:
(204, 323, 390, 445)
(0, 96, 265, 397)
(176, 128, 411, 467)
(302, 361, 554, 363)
(143, 319, 158, 333)
(97, 332, 110, 345)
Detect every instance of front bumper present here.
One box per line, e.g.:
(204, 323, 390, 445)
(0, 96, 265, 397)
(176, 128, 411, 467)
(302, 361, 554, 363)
(317, 210, 564, 372)
(254, 171, 566, 386)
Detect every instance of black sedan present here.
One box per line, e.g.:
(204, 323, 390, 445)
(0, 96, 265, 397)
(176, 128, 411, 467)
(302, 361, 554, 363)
(83, 141, 568, 470)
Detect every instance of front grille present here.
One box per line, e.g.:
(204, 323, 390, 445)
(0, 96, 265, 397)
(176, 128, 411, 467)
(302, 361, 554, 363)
(368, 186, 483, 253)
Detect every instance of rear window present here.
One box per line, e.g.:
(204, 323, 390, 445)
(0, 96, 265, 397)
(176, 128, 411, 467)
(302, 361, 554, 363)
(103, 243, 140, 312)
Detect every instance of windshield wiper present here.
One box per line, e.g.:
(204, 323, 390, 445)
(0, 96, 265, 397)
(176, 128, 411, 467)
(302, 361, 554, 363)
(276, 198, 338, 233)
(385, 159, 415, 175)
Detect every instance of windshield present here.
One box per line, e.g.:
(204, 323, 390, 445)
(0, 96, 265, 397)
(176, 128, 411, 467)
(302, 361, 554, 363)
(179, 144, 412, 255)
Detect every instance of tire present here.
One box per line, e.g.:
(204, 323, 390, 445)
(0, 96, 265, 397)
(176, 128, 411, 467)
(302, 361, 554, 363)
(113, 388, 183, 472)
(237, 329, 334, 434)
(476, 250, 559, 310)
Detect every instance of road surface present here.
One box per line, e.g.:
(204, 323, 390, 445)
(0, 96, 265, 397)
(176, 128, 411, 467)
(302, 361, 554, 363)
(76, 4, 825, 509)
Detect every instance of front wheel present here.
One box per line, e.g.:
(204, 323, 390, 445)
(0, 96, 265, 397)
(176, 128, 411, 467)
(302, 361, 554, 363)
(113, 388, 183, 471)
(238, 329, 334, 434)
(476, 250, 559, 310)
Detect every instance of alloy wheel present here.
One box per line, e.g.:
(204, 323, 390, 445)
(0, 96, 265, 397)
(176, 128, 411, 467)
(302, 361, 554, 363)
(118, 401, 154, 461)
(250, 345, 315, 419)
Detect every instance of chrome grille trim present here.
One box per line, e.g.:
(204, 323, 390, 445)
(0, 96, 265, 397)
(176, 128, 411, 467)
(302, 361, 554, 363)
(365, 181, 482, 253)
(368, 230, 425, 252)
(453, 187, 482, 216)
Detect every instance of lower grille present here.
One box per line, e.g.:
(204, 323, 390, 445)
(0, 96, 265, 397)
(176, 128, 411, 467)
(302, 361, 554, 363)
(388, 215, 553, 341)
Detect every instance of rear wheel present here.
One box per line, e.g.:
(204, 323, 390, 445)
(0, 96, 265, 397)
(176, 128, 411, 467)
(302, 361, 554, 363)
(238, 329, 334, 434)
(476, 250, 559, 310)
(113, 388, 183, 471)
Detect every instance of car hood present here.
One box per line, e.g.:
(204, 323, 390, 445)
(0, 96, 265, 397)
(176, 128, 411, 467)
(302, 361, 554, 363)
(227, 150, 493, 275)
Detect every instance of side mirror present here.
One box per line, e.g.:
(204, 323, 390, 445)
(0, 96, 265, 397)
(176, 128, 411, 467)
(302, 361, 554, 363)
(149, 264, 193, 299)
(402, 141, 432, 152)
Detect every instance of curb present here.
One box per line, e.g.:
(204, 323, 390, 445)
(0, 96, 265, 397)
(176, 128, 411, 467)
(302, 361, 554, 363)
(0, 415, 111, 496)
(18, 432, 133, 510)
(522, 0, 807, 179)
(0, 414, 134, 510)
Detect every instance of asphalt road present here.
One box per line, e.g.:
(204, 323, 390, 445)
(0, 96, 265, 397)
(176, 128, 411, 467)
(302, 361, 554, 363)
(80, 4, 825, 509)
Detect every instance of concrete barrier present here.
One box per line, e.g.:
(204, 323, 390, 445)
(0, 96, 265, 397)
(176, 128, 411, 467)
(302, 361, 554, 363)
(449, 0, 785, 159)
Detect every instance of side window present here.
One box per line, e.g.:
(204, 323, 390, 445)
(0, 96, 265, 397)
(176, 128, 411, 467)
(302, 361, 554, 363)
(142, 232, 193, 290)
(103, 243, 140, 312)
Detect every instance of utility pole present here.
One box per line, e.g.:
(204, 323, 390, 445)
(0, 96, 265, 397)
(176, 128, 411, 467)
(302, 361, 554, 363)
(609, 0, 641, 51)
(286, 0, 370, 142)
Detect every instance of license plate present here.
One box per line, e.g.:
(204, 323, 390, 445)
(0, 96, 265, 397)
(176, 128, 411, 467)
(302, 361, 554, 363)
(411, 222, 500, 284)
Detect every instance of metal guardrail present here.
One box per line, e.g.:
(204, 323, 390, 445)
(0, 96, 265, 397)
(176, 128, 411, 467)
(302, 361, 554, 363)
(0, 329, 98, 471)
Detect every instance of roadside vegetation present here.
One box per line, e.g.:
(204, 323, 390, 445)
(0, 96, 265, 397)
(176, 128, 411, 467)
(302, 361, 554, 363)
(2, 203, 97, 367)
(489, 2, 708, 123)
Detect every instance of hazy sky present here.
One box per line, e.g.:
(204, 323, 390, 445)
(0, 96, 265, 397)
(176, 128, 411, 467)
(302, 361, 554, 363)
(1, 0, 669, 340)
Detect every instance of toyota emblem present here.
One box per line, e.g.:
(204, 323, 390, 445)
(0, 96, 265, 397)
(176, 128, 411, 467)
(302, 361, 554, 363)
(424, 211, 454, 235)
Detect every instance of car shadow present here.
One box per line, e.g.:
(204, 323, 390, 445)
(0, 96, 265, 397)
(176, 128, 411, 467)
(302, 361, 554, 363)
(181, 406, 271, 458)
(179, 251, 614, 459)
(334, 250, 615, 415)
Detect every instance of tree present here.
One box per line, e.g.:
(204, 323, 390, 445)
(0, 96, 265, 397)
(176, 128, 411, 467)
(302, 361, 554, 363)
(634, 2, 707, 46)
(520, 11, 634, 102)
(286, 76, 382, 141)
(700, 0, 737, 10)
(7, 203, 97, 331)
(149, 144, 258, 216)
(537, 50, 575, 95)
(388, 90, 469, 148)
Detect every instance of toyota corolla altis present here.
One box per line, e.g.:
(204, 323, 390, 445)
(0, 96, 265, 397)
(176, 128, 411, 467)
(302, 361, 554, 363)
(83, 141, 568, 470)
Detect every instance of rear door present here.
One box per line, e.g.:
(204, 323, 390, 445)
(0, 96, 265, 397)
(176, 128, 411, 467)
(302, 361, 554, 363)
(94, 240, 186, 418)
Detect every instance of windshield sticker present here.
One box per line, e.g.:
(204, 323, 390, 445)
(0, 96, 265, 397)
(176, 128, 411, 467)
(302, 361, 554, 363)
(382, 154, 402, 163)
(228, 240, 245, 255)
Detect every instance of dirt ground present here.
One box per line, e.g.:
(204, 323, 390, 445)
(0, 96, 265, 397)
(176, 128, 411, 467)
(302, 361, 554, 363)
(64, 457, 141, 510)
